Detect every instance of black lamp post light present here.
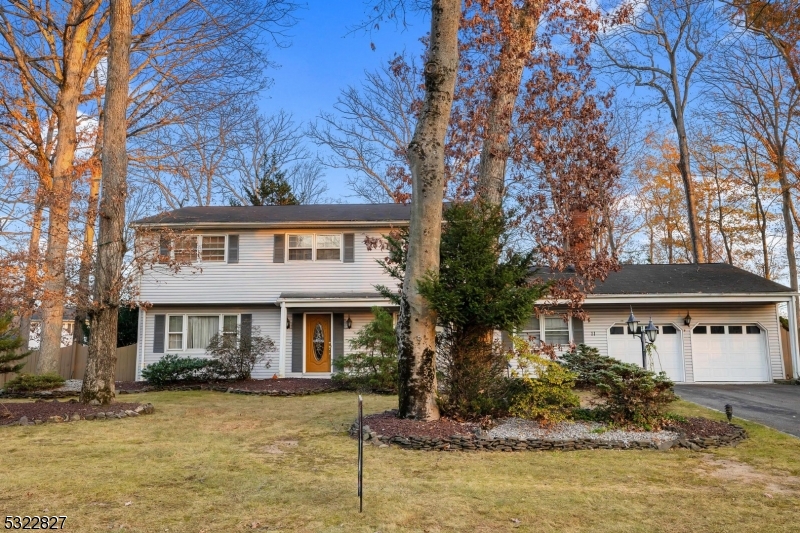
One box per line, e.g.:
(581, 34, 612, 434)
(626, 307, 658, 369)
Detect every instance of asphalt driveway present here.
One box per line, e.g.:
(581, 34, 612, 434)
(674, 384, 800, 437)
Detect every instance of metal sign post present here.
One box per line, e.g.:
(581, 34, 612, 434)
(357, 394, 363, 513)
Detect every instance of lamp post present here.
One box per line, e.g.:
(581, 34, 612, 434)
(626, 307, 658, 369)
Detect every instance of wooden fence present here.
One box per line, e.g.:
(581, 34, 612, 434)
(0, 344, 138, 387)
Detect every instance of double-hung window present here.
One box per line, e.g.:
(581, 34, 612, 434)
(544, 317, 570, 345)
(201, 236, 226, 262)
(168, 316, 184, 349)
(288, 235, 313, 261)
(173, 236, 198, 263)
(286, 234, 342, 261)
(316, 235, 341, 260)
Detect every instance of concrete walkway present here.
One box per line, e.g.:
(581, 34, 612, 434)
(674, 384, 800, 438)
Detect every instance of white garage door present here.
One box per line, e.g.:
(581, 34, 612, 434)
(691, 324, 770, 382)
(607, 324, 684, 382)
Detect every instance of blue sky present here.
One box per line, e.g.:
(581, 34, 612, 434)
(259, 1, 427, 201)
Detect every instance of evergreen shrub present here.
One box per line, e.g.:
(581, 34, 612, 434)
(332, 307, 398, 392)
(3, 373, 65, 392)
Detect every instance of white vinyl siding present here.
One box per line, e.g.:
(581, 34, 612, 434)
(141, 307, 378, 380)
(142, 308, 281, 380)
(139, 228, 396, 305)
(578, 303, 784, 382)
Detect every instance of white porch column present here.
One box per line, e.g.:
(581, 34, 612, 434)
(789, 296, 800, 380)
(278, 302, 287, 378)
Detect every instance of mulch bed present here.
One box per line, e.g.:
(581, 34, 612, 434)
(362, 410, 478, 439)
(0, 399, 143, 426)
(666, 417, 742, 438)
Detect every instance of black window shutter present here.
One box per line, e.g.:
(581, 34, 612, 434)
(291, 313, 303, 372)
(571, 316, 585, 344)
(153, 315, 165, 353)
(274, 234, 285, 263)
(158, 235, 170, 263)
(343, 233, 355, 263)
(227, 235, 239, 263)
(241, 314, 252, 345)
(333, 313, 345, 365)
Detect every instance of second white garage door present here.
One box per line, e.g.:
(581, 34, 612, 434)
(691, 325, 770, 382)
(607, 324, 685, 382)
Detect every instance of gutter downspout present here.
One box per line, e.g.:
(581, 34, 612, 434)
(137, 307, 146, 381)
(790, 295, 800, 381)
(278, 301, 287, 378)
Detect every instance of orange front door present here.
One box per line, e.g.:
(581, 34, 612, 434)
(305, 314, 331, 372)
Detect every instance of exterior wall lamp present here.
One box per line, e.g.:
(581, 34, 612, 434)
(626, 306, 657, 368)
(286, 317, 291, 329)
(346, 315, 352, 329)
(683, 312, 692, 327)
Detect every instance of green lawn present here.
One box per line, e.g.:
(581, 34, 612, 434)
(1, 391, 798, 532)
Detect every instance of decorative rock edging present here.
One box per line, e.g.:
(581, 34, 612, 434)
(0, 390, 82, 399)
(4, 403, 155, 427)
(1, 383, 342, 399)
(349, 422, 748, 452)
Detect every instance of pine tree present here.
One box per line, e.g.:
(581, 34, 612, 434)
(237, 152, 299, 206)
(0, 313, 29, 375)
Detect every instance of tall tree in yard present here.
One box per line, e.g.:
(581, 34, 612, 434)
(397, 0, 461, 421)
(81, 0, 132, 404)
(596, 0, 714, 263)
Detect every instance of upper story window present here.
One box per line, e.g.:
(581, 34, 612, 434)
(316, 235, 341, 260)
(174, 236, 198, 263)
(160, 234, 232, 264)
(288, 234, 313, 260)
(201, 236, 226, 262)
(287, 234, 342, 262)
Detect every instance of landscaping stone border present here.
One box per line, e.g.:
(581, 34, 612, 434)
(5, 403, 155, 427)
(1, 383, 341, 399)
(349, 422, 748, 452)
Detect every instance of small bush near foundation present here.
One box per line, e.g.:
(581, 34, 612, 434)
(205, 326, 275, 381)
(508, 337, 580, 424)
(560, 344, 616, 387)
(333, 307, 398, 392)
(594, 362, 676, 427)
(142, 355, 220, 386)
(3, 373, 65, 392)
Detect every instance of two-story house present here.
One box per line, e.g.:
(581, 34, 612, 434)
(133, 204, 407, 381)
(133, 204, 799, 383)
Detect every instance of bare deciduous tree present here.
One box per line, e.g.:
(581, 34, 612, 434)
(596, 0, 715, 263)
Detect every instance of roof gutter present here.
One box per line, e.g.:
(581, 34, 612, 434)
(130, 220, 411, 229)
(578, 293, 797, 304)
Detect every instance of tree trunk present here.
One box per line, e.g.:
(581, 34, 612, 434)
(19, 190, 45, 351)
(82, 0, 132, 405)
(672, 108, 705, 263)
(397, 0, 460, 421)
(74, 164, 102, 346)
(475, 1, 539, 207)
(37, 5, 97, 375)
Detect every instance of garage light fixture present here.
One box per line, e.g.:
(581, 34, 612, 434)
(683, 312, 692, 327)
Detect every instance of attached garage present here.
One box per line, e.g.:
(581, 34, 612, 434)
(535, 263, 800, 382)
(607, 324, 685, 382)
(691, 324, 770, 382)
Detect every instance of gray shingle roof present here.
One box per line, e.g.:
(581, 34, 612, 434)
(534, 263, 792, 295)
(133, 204, 411, 226)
